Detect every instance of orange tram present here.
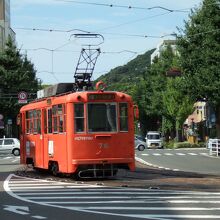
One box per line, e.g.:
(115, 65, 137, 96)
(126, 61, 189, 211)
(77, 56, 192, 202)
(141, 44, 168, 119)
(19, 82, 137, 178)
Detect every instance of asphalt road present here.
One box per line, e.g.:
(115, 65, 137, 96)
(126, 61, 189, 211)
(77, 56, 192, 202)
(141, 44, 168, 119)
(135, 148, 220, 175)
(1, 152, 220, 220)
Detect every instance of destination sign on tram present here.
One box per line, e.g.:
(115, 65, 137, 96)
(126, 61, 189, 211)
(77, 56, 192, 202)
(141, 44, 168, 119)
(88, 93, 115, 101)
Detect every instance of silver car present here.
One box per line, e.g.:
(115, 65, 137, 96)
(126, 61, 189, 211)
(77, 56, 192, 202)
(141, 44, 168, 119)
(0, 138, 20, 156)
(135, 136, 147, 151)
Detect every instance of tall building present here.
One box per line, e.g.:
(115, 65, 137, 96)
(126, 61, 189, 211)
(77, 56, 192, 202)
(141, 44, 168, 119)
(0, 0, 15, 50)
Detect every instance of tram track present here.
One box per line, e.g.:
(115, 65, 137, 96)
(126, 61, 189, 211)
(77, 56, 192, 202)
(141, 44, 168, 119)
(13, 161, 220, 192)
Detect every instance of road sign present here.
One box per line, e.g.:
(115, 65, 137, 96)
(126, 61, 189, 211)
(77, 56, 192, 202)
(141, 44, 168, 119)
(18, 91, 28, 104)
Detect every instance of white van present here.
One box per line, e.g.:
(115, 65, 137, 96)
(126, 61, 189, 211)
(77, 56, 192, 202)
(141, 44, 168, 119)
(0, 138, 20, 156)
(145, 131, 163, 149)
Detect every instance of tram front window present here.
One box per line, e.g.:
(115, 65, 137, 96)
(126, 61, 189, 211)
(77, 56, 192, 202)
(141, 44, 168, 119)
(88, 103, 117, 132)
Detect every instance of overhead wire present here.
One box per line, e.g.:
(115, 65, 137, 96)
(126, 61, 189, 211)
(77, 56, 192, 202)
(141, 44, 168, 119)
(13, 3, 193, 35)
(53, 0, 190, 13)
(13, 1, 214, 84)
(14, 27, 177, 39)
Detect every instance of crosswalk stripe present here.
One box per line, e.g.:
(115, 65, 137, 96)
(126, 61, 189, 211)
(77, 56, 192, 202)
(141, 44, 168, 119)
(164, 153, 173, 155)
(140, 152, 209, 156)
(4, 174, 220, 219)
(64, 206, 220, 211)
(176, 153, 186, 155)
(126, 214, 220, 219)
(188, 153, 197, 155)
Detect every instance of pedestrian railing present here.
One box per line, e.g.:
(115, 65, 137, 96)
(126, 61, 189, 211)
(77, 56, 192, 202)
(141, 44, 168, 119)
(208, 139, 220, 157)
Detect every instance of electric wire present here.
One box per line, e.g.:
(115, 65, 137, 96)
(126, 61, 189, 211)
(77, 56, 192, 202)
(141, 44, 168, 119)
(53, 0, 190, 13)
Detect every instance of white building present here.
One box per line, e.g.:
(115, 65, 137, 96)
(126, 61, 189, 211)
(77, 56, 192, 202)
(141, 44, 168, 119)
(0, 0, 15, 50)
(151, 39, 177, 64)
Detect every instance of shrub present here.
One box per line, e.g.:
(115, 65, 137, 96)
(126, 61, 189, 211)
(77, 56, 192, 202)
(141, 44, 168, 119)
(174, 142, 191, 149)
(164, 141, 206, 149)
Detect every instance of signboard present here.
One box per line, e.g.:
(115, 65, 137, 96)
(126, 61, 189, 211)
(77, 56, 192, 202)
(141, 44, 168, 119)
(18, 91, 28, 104)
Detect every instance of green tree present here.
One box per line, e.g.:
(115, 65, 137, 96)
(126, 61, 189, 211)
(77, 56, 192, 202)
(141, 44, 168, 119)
(177, 0, 220, 136)
(0, 38, 40, 137)
(162, 78, 193, 141)
(145, 45, 193, 141)
(146, 46, 176, 135)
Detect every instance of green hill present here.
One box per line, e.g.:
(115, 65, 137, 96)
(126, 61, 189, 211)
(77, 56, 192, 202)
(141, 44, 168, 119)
(96, 48, 155, 93)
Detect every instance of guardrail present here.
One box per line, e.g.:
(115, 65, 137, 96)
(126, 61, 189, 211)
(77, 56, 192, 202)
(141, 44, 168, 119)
(208, 139, 220, 157)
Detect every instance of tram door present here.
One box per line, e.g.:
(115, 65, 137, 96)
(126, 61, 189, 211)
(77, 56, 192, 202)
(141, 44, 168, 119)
(42, 108, 52, 168)
(35, 109, 45, 168)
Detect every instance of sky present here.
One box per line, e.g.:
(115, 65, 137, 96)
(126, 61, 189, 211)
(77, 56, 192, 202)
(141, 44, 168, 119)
(10, 0, 202, 85)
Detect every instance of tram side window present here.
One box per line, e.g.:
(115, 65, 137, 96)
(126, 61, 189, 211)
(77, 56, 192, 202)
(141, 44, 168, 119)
(37, 110, 41, 133)
(74, 103, 84, 133)
(44, 109, 47, 134)
(33, 110, 37, 133)
(25, 109, 41, 134)
(33, 110, 41, 134)
(52, 106, 58, 133)
(119, 103, 128, 131)
(52, 104, 66, 133)
(58, 104, 66, 133)
(48, 109, 52, 133)
(26, 111, 33, 134)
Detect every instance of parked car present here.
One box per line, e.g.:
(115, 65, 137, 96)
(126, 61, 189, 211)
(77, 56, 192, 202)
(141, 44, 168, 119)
(145, 131, 163, 149)
(135, 136, 147, 151)
(135, 135, 145, 142)
(0, 138, 20, 156)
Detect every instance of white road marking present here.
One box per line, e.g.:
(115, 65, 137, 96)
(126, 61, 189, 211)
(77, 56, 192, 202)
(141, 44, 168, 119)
(140, 151, 208, 157)
(32, 216, 47, 219)
(23, 195, 220, 200)
(173, 168, 180, 171)
(66, 206, 220, 211)
(3, 205, 29, 215)
(176, 153, 186, 156)
(3, 156, 12, 159)
(152, 153, 161, 156)
(164, 153, 173, 156)
(4, 174, 220, 220)
(188, 153, 198, 155)
(125, 214, 220, 219)
(200, 152, 209, 156)
(12, 158, 20, 163)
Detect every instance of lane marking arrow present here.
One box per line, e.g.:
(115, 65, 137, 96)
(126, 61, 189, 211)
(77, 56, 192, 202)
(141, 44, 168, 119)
(4, 205, 30, 215)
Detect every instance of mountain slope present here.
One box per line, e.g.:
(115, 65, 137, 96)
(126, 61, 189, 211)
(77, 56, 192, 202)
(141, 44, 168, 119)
(96, 48, 155, 93)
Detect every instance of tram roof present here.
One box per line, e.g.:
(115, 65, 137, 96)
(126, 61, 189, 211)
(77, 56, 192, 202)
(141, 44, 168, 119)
(20, 89, 132, 112)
